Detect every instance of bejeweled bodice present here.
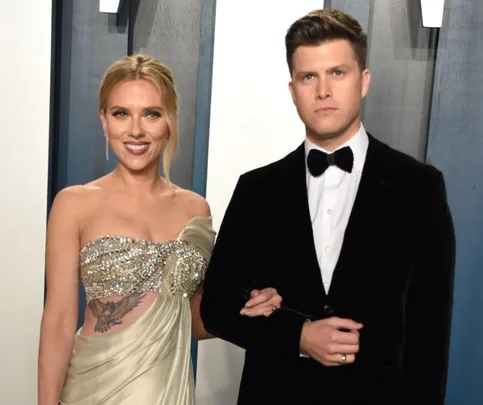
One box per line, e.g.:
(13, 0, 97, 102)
(79, 217, 215, 303)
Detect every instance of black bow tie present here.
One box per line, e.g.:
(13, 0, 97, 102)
(307, 147, 354, 177)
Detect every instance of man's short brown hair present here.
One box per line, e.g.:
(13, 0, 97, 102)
(285, 9, 368, 74)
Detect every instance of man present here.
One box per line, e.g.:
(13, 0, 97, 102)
(200, 9, 455, 405)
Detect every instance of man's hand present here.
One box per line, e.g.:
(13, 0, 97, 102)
(300, 317, 363, 366)
(240, 288, 282, 317)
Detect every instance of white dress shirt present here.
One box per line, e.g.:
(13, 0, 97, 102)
(305, 124, 369, 294)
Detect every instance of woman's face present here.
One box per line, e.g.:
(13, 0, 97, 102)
(100, 79, 170, 173)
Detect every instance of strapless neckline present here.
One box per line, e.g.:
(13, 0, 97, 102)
(79, 216, 212, 253)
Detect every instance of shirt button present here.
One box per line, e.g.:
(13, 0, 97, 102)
(325, 246, 330, 253)
(327, 209, 332, 215)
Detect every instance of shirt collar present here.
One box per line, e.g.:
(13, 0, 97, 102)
(304, 124, 369, 174)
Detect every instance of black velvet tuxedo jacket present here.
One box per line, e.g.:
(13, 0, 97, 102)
(200, 135, 455, 405)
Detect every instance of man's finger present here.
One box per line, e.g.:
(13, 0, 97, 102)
(327, 343, 360, 355)
(325, 317, 363, 330)
(245, 291, 276, 307)
(241, 305, 274, 317)
(326, 353, 356, 366)
(250, 289, 261, 298)
(331, 330, 360, 345)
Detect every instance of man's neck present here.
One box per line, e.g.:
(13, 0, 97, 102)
(307, 121, 362, 152)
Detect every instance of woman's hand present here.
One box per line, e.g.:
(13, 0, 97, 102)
(240, 288, 283, 317)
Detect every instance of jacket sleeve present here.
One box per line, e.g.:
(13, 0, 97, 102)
(200, 174, 307, 359)
(401, 170, 456, 404)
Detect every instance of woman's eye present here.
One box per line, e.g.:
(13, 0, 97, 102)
(112, 111, 127, 118)
(146, 111, 161, 119)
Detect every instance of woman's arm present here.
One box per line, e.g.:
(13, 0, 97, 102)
(38, 188, 82, 405)
(191, 284, 213, 340)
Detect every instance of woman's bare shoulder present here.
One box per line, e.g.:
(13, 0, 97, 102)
(170, 185, 211, 218)
(51, 180, 106, 215)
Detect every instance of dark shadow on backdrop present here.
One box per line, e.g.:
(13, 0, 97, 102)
(49, 0, 74, 202)
(111, 0, 130, 31)
(128, 0, 143, 54)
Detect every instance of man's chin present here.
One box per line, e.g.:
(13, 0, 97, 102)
(307, 119, 359, 143)
(309, 128, 346, 141)
(305, 124, 358, 150)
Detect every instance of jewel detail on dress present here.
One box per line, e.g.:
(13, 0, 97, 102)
(80, 236, 207, 302)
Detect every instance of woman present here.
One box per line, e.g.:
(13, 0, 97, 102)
(38, 54, 282, 405)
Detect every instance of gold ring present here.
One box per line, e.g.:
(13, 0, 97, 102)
(340, 354, 347, 365)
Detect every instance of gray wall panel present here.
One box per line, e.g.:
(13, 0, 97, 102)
(57, 1, 128, 190)
(328, 1, 435, 160)
(326, 0, 372, 32)
(426, 1, 483, 403)
(192, 0, 216, 198)
(362, 0, 436, 160)
(131, 0, 204, 189)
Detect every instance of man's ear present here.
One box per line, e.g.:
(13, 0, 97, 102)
(361, 69, 371, 99)
(288, 81, 296, 104)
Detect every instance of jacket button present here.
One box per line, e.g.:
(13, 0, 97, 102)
(324, 304, 334, 315)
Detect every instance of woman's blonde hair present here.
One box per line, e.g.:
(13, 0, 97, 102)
(98, 53, 179, 183)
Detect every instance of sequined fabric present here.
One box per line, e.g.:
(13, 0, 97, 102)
(80, 236, 208, 302)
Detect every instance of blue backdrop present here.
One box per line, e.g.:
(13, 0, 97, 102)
(426, 1, 483, 403)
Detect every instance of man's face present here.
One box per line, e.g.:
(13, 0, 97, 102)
(289, 39, 371, 150)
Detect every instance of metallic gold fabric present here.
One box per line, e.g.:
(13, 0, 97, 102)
(60, 217, 215, 405)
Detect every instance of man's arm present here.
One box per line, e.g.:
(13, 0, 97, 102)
(200, 174, 307, 358)
(402, 170, 456, 404)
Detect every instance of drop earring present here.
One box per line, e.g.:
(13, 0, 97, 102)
(105, 136, 109, 161)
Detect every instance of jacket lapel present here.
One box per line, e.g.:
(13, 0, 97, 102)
(281, 143, 327, 305)
(328, 135, 393, 295)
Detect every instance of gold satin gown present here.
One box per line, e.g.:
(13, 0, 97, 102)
(60, 217, 215, 405)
